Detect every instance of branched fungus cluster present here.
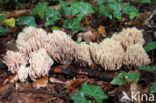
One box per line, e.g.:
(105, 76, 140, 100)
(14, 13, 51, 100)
(3, 27, 151, 82)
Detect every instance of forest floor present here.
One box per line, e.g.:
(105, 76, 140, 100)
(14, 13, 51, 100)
(0, 0, 156, 103)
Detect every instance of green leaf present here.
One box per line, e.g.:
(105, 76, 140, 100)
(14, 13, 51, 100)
(51, 26, 59, 30)
(45, 17, 59, 27)
(111, 72, 128, 85)
(108, 3, 122, 20)
(0, 0, 3, 3)
(141, 0, 151, 3)
(139, 66, 156, 73)
(144, 42, 156, 52)
(0, 25, 9, 36)
(0, 14, 6, 22)
(18, 16, 37, 27)
(63, 18, 82, 32)
(81, 83, 109, 103)
(72, 91, 92, 103)
(3, 18, 15, 27)
(122, 4, 138, 20)
(45, 8, 59, 18)
(111, 71, 139, 85)
(16, 2, 24, 8)
(129, 11, 138, 20)
(59, 0, 72, 16)
(152, 11, 156, 15)
(98, 3, 113, 19)
(76, 41, 81, 44)
(71, 2, 95, 18)
(150, 82, 156, 93)
(45, 8, 60, 27)
(127, 71, 139, 82)
(31, 2, 49, 19)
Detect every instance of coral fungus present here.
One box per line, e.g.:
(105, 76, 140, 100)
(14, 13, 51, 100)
(29, 48, 54, 81)
(75, 42, 93, 67)
(91, 38, 125, 70)
(3, 50, 27, 74)
(16, 26, 48, 56)
(112, 27, 145, 50)
(2, 27, 152, 82)
(123, 44, 151, 67)
(45, 30, 77, 65)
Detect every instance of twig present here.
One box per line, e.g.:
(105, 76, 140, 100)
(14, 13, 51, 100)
(11, 89, 66, 98)
(0, 83, 68, 100)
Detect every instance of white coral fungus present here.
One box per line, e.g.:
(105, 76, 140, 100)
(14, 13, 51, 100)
(3, 50, 27, 74)
(16, 26, 48, 56)
(93, 38, 125, 70)
(29, 48, 54, 81)
(75, 42, 93, 67)
(17, 66, 29, 82)
(123, 44, 151, 67)
(45, 30, 77, 65)
(112, 27, 145, 50)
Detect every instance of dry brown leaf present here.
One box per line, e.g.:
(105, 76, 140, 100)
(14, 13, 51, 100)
(49, 77, 64, 84)
(65, 78, 85, 90)
(32, 77, 48, 89)
(53, 67, 62, 73)
(9, 74, 18, 83)
(98, 25, 107, 37)
(78, 30, 101, 43)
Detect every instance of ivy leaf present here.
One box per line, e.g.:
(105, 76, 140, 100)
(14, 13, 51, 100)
(45, 8, 60, 27)
(111, 71, 140, 85)
(59, 0, 72, 16)
(0, 25, 8, 36)
(18, 16, 37, 27)
(81, 83, 109, 103)
(97, 1, 113, 19)
(3, 18, 15, 27)
(111, 71, 128, 85)
(0, 0, 3, 3)
(0, 14, 6, 22)
(45, 8, 59, 18)
(108, 3, 122, 20)
(16, 2, 24, 8)
(31, 2, 49, 19)
(141, 0, 151, 3)
(63, 18, 82, 32)
(129, 11, 138, 20)
(98, 4, 113, 19)
(45, 17, 59, 27)
(51, 26, 59, 31)
(127, 71, 139, 83)
(144, 42, 156, 52)
(139, 66, 156, 73)
(122, 4, 138, 20)
(72, 91, 92, 103)
(150, 82, 156, 93)
(71, 2, 94, 18)
(152, 10, 156, 15)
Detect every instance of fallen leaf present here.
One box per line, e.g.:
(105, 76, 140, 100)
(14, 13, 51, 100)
(77, 30, 101, 43)
(32, 77, 48, 89)
(98, 25, 107, 37)
(53, 67, 62, 73)
(9, 74, 18, 83)
(65, 78, 85, 89)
